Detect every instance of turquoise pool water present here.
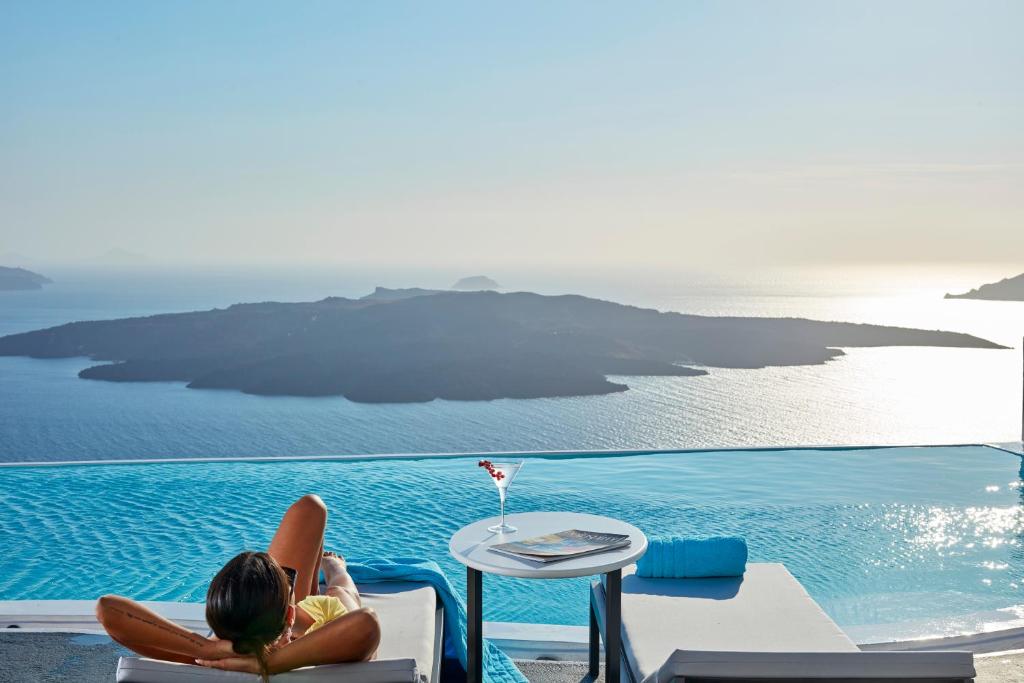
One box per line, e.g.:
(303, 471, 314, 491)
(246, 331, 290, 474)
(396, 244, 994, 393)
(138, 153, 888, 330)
(2, 445, 1022, 641)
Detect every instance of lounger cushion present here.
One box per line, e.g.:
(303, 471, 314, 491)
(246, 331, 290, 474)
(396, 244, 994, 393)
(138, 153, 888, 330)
(362, 581, 439, 680)
(117, 581, 439, 683)
(604, 564, 860, 683)
(655, 650, 976, 681)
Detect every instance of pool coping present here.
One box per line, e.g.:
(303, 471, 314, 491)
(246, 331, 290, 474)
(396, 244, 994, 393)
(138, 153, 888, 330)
(1, 440, 1021, 468)
(4, 600, 1024, 657)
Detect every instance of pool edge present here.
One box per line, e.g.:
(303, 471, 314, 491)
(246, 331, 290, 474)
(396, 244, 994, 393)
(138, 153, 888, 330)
(2, 440, 1020, 469)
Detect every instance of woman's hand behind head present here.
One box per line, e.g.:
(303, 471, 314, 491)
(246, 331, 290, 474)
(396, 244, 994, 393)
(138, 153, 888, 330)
(195, 655, 261, 674)
(198, 637, 240, 661)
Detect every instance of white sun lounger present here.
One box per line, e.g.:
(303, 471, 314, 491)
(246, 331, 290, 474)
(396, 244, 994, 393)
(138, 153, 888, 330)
(116, 581, 443, 683)
(590, 564, 975, 682)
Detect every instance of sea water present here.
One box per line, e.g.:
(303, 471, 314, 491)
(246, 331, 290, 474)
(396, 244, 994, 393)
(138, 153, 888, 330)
(0, 263, 1021, 462)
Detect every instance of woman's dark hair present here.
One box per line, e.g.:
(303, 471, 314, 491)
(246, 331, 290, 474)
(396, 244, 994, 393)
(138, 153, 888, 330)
(206, 551, 291, 682)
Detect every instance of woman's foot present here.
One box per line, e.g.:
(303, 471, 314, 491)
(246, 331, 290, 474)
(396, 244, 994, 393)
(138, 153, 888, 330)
(321, 551, 348, 585)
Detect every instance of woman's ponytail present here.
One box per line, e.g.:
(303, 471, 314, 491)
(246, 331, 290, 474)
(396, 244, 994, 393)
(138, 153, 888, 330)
(244, 640, 272, 683)
(232, 636, 272, 682)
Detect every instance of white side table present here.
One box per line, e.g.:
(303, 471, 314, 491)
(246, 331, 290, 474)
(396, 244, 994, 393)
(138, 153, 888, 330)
(449, 512, 647, 683)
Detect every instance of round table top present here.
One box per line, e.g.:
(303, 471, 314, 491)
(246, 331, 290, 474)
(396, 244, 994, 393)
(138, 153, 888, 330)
(448, 511, 648, 579)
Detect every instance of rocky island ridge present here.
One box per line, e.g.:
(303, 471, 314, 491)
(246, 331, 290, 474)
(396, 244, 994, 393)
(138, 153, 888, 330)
(0, 288, 1006, 403)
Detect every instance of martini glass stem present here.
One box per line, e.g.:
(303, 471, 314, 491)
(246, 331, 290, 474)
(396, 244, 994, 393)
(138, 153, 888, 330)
(498, 488, 507, 528)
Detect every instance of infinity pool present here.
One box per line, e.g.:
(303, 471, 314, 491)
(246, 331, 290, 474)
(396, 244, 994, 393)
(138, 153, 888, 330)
(1, 446, 1022, 642)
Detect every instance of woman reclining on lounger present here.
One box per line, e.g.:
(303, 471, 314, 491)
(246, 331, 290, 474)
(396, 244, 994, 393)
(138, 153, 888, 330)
(96, 494, 381, 681)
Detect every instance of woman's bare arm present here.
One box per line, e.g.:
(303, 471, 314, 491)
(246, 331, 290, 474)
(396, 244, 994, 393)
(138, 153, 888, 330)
(269, 607, 380, 672)
(197, 607, 381, 674)
(96, 595, 232, 664)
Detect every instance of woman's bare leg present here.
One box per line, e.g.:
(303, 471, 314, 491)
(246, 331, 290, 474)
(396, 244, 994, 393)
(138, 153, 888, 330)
(309, 539, 324, 597)
(267, 494, 327, 603)
(322, 551, 361, 612)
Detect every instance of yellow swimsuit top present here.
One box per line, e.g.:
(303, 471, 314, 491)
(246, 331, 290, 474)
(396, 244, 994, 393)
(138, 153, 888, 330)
(297, 595, 347, 634)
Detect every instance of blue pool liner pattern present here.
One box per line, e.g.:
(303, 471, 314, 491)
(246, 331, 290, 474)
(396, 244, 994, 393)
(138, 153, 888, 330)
(348, 557, 526, 683)
(2, 446, 1021, 641)
(635, 536, 748, 578)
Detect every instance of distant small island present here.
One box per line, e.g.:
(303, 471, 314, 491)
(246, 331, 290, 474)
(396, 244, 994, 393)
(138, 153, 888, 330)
(946, 272, 1024, 301)
(0, 289, 1006, 403)
(452, 275, 500, 290)
(0, 266, 52, 291)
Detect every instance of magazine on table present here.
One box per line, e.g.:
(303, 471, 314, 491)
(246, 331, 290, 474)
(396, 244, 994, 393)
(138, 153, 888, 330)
(488, 529, 631, 563)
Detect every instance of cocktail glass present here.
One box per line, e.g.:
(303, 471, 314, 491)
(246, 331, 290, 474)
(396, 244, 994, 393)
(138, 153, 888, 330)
(484, 460, 523, 533)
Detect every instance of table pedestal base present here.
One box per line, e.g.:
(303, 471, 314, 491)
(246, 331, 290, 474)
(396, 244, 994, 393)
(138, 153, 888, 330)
(464, 567, 623, 683)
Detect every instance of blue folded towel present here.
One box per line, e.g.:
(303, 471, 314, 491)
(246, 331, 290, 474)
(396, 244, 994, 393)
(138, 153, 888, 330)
(348, 557, 526, 683)
(635, 536, 747, 578)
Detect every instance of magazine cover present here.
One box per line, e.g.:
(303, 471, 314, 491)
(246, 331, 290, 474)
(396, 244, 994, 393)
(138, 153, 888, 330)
(489, 529, 630, 562)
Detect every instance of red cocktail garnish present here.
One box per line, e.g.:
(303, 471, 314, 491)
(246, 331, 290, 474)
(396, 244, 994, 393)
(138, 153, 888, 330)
(478, 459, 503, 480)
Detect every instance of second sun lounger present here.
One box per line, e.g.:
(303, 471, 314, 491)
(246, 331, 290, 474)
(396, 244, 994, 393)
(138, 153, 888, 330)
(590, 563, 975, 682)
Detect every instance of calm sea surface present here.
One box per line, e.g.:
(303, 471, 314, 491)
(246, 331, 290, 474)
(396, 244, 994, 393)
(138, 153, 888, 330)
(1, 264, 1022, 462)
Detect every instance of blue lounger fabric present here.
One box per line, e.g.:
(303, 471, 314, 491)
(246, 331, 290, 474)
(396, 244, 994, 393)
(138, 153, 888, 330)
(635, 536, 747, 578)
(349, 558, 526, 683)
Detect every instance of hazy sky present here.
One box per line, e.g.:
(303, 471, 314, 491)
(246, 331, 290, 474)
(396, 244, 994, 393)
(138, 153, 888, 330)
(1, 1, 1021, 268)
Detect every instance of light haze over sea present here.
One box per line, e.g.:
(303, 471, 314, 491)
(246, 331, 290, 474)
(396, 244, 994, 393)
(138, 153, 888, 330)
(1, 262, 1021, 464)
